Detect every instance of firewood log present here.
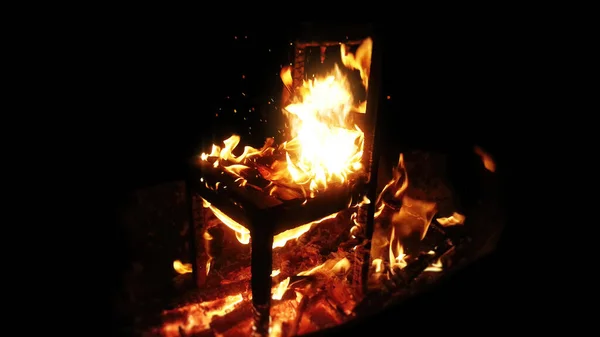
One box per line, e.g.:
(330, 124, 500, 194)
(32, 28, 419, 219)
(209, 301, 253, 334)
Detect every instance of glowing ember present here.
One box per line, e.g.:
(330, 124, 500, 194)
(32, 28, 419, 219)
(161, 294, 244, 337)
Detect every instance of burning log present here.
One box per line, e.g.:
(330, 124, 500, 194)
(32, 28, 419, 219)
(271, 211, 353, 279)
(209, 301, 254, 334)
(298, 292, 346, 334)
(325, 276, 357, 315)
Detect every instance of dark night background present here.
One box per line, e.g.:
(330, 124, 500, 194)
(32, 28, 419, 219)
(93, 22, 533, 335)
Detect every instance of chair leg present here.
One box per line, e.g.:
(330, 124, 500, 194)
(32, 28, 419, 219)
(250, 220, 273, 336)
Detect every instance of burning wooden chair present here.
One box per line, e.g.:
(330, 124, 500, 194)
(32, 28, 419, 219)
(186, 25, 384, 336)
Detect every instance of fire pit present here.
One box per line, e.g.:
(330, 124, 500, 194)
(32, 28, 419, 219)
(135, 26, 504, 337)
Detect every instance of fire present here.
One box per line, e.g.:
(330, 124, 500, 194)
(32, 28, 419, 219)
(474, 145, 496, 173)
(202, 198, 251, 244)
(424, 258, 443, 272)
(389, 226, 408, 271)
(272, 277, 290, 300)
(202, 197, 337, 248)
(282, 65, 365, 192)
(368, 153, 457, 278)
(173, 260, 192, 274)
(200, 38, 372, 196)
(271, 257, 352, 301)
(161, 293, 243, 337)
(297, 257, 351, 276)
(437, 212, 466, 227)
(340, 37, 372, 105)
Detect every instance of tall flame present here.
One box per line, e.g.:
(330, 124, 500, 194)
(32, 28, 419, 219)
(282, 65, 365, 192)
(201, 37, 372, 197)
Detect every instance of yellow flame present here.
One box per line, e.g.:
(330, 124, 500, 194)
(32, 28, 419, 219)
(202, 198, 337, 248)
(297, 257, 351, 276)
(424, 258, 443, 272)
(202, 198, 251, 244)
(283, 64, 365, 192)
(161, 294, 243, 337)
(280, 66, 292, 92)
(372, 258, 383, 273)
(436, 212, 466, 227)
(389, 226, 408, 271)
(201, 38, 372, 197)
(272, 277, 290, 300)
(173, 260, 192, 275)
(341, 37, 372, 94)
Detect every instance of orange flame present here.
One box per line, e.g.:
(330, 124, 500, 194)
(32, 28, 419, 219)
(424, 258, 443, 272)
(161, 293, 243, 336)
(201, 38, 373, 197)
(436, 212, 466, 227)
(341, 38, 372, 94)
(202, 197, 337, 248)
(474, 145, 496, 172)
(202, 198, 250, 244)
(173, 260, 192, 275)
(389, 226, 408, 271)
(272, 277, 290, 300)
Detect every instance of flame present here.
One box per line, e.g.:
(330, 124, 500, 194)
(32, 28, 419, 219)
(201, 38, 372, 197)
(270, 258, 350, 302)
(273, 212, 337, 248)
(283, 64, 365, 192)
(272, 277, 290, 300)
(297, 257, 351, 276)
(424, 258, 443, 272)
(372, 258, 383, 273)
(375, 154, 409, 209)
(341, 37, 372, 96)
(202, 197, 337, 248)
(202, 198, 251, 244)
(389, 226, 408, 271)
(280, 66, 292, 92)
(173, 260, 192, 275)
(437, 212, 466, 227)
(161, 293, 243, 336)
(474, 145, 496, 172)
